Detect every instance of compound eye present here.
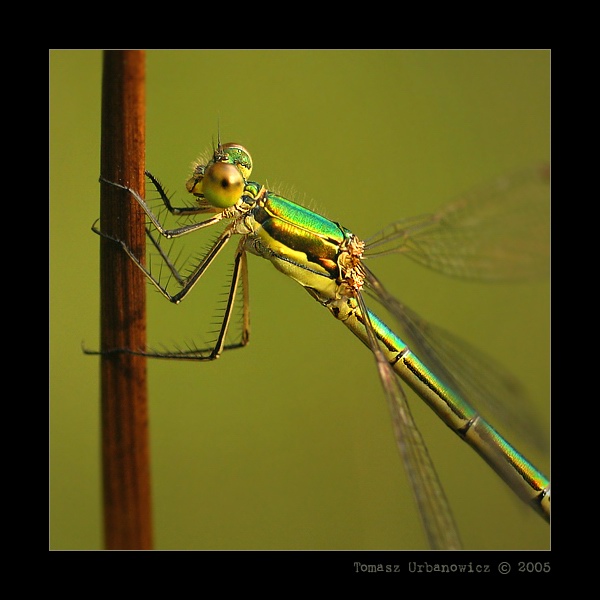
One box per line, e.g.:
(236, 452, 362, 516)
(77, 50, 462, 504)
(202, 161, 245, 208)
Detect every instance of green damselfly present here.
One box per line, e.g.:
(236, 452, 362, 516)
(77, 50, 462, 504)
(90, 142, 550, 549)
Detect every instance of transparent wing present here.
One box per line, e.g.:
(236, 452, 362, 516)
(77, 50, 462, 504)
(362, 164, 549, 450)
(363, 266, 548, 455)
(356, 292, 462, 550)
(365, 164, 550, 281)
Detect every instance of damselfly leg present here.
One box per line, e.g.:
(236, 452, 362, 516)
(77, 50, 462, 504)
(89, 173, 251, 359)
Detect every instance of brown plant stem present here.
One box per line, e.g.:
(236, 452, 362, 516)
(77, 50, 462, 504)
(99, 50, 152, 550)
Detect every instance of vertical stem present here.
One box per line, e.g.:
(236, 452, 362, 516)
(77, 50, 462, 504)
(99, 50, 152, 549)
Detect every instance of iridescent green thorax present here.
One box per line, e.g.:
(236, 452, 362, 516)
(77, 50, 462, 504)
(241, 186, 348, 287)
(259, 192, 346, 268)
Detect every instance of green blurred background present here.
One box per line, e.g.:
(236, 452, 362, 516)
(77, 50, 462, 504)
(50, 50, 550, 550)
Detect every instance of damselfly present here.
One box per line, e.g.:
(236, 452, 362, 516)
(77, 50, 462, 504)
(90, 142, 550, 549)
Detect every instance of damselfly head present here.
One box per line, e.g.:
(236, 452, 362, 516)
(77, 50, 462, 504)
(186, 143, 253, 209)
